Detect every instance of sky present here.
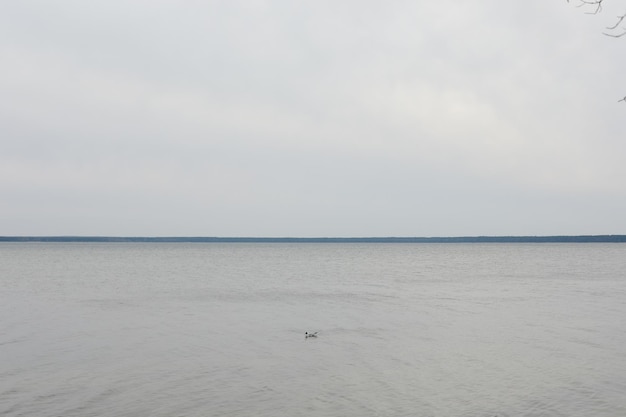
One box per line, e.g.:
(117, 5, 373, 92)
(2, 0, 626, 237)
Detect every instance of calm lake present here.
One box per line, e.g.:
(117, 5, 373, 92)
(1, 243, 625, 417)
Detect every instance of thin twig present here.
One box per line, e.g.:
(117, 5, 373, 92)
(603, 12, 626, 36)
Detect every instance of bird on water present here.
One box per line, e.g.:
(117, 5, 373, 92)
(305, 331, 318, 338)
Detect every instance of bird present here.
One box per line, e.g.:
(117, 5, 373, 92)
(305, 331, 318, 338)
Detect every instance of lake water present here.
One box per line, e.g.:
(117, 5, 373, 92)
(1, 243, 625, 417)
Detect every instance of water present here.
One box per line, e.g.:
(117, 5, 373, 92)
(1, 243, 625, 417)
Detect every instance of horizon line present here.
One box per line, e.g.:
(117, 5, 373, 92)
(2, 235, 626, 243)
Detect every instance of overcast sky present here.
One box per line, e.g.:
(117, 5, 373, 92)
(2, 1, 626, 237)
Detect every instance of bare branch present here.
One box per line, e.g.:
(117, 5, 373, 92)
(568, 0, 625, 102)
(603, 12, 626, 36)
(571, 1, 626, 37)
(603, 30, 626, 37)
(606, 12, 626, 29)
(576, 0, 603, 15)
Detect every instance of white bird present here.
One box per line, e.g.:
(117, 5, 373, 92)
(305, 331, 318, 338)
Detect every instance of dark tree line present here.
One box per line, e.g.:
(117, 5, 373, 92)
(2, 236, 626, 243)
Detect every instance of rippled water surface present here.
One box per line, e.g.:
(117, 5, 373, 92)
(1, 243, 626, 417)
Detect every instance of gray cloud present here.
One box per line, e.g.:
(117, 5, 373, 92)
(1, 1, 625, 236)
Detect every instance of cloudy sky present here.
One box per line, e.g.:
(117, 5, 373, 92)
(2, 1, 626, 237)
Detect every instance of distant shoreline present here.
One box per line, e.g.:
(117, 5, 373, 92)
(1, 236, 626, 243)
